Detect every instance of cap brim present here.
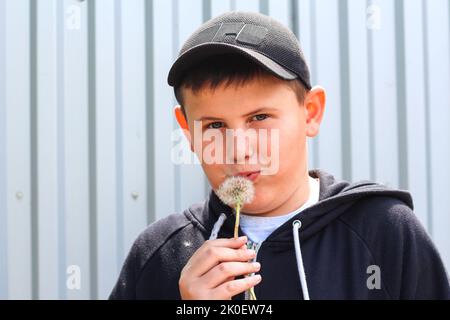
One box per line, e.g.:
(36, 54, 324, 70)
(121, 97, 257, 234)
(167, 42, 298, 87)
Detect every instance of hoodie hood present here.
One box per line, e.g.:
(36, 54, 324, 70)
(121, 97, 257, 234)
(188, 169, 414, 243)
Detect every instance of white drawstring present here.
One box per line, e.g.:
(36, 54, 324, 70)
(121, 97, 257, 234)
(292, 220, 310, 300)
(209, 213, 227, 240)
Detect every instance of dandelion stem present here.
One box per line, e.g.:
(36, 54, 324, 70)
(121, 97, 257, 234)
(249, 287, 257, 300)
(234, 202, 241, 239)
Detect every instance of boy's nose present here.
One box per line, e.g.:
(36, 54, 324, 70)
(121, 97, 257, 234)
(225, 129, 257, 164)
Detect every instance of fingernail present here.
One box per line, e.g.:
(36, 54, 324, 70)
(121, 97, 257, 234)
(246, 249, 256, 256)
(253, 274, 262, 282)
(252, 262, 261, 270)
(238, 236, 247, 241)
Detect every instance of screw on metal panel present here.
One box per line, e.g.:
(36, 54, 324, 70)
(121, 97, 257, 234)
(15, 191, 24, 200)
(131, 191, 139, 200)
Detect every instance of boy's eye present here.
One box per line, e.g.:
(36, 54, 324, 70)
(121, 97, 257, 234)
(252, 114, 269, 121)
(207, 122, 224, 129)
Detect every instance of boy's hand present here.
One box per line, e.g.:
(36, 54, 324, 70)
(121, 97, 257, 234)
(179, 236, 262, 300)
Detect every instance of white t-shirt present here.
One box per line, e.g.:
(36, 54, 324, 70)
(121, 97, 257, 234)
(239, 176, 320, 243)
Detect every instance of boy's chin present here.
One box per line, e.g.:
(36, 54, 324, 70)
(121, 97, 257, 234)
(241, 201, 277, 216)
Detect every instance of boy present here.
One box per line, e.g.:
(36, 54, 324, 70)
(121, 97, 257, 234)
(110, 11, 450, 300)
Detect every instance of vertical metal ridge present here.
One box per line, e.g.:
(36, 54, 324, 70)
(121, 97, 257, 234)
(422, 0, 433, 235)
(310, 0, 319, 167)
(145, 0, 156, 225)
(366, 0, 376, 181)
(56, 0, 67, 299)
(394, 0, 409, 191)
(259, 0, 269, 15)
(203, 0, 211, 22)
(290, 0, 299, 38)
(87, 0, 98, 300)
(0, 0, 9, 299)
(29, 0, 39, 300)
(338, 0, 352, 181)
(230, 0, 237, 11)
(114, 0, 125, 267)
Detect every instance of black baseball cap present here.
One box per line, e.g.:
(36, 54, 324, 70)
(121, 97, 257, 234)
(167, 11, 312, 90)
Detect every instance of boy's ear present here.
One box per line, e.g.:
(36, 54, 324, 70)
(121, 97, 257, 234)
(304, 86, 326, 138)
(174, 105, 194, 152)
(174, 105, 189, 130)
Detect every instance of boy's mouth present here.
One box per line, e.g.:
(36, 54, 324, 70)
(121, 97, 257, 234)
(236, 171, 261, 182)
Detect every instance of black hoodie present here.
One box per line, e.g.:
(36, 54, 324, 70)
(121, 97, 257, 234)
(109, 169, 450, 300)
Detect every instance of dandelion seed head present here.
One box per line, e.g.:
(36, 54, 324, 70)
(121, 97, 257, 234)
(216, 176, 255, 208)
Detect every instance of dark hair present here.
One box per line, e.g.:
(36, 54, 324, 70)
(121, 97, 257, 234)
(174, 54, 309, 117)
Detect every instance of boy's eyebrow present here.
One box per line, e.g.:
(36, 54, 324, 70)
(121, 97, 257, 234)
(196, 107, 279, 122)
(196, 116, 224, 121)
(242, 107, 279, 117)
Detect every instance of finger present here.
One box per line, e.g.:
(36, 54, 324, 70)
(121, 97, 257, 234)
(189, 246, 256, 277)
(212, 274, 262, 300)
(207, 236, 248, 248)
(203, 261, 261, 289)
(183, 236, 256, 276)
(185, 236, 248, 270)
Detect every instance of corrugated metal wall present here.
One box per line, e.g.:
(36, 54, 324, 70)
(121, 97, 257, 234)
(0, 0, 449, 299)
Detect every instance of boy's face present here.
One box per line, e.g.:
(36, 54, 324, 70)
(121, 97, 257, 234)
(176, 74, 325, 216)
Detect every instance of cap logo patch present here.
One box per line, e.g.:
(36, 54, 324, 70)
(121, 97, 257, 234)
(209, 22, 268, 47)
